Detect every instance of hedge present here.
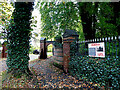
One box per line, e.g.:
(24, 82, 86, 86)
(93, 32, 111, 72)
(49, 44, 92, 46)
(69, 41, 120, 89)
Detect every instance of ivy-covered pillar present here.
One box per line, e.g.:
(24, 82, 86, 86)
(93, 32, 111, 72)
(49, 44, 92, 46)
(63, 29, 79, 73)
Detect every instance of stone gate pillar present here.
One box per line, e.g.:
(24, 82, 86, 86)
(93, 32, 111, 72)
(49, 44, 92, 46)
(63, 29, 79, 73)
(39, 37, 47, 59)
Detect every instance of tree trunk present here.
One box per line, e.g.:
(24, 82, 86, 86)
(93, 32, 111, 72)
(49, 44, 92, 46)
(7, 2, 34, 77)
(92, 3, 98, 38)
(110, 2, 120, 35)
(79, 3, 96, 40)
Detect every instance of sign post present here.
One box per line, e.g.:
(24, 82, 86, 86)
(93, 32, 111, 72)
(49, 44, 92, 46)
(88, 42, 105, 58)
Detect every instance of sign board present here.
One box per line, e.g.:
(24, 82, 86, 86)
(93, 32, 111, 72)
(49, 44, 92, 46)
(88, 42, 105, 57)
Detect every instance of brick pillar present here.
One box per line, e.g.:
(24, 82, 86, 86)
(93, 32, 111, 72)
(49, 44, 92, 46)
(2, 44, 7, 58)
(39, 38, 47, 59)
(4, 45, 7, 58)
(39, 42, 44, 59)
(63, 37, 76, 73)
(2, 44, 4, 58)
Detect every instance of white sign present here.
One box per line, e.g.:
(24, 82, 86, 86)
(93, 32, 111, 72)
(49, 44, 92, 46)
(88, 42, 105, 58)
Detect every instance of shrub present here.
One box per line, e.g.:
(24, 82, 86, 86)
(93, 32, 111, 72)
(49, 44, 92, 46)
(69, 40, 120, 89)
(53, 35, 63, 48)
(69, 56, 120, 89)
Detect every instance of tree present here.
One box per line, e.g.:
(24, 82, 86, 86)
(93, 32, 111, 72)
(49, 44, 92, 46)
(38, 2, 80, 40)
(110, 2, 120, 35)
(77, 2, 98, 40)
(6, 2, 34, 77)
(95, 2, 117, 38)
(38, 2, 99, 40)
(38, 2, 119, 40)
(78, 2, 118, 39)
(0, 1, 13, 40)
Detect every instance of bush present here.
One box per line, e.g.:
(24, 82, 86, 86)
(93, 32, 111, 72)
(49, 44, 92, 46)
(54, 35, 62, 43)
(69, 56, 120, 89)
(69, 40, 120, 89)
(106, 41, 120, 56)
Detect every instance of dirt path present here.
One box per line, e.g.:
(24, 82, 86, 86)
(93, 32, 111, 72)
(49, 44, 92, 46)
(31, 57, 94, 89)
(0, 59, 7, 73)
(1, 57, 95, 89)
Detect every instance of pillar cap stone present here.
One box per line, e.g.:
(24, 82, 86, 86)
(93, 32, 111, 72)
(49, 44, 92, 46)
(63, 29, 79, 38)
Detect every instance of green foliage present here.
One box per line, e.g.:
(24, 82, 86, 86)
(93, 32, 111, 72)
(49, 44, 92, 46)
(37, 2, 119, 40)
(47, 44, 53, 52)
(0, 1, 13, 40)
(53, 42, 63, 48)
(70, 40, 78, 56)
(69, 56, 120, 88)
(37, 2, 80, 39)
(0, 41, 2, 46)
(78, 42, 88, 55)
(6, 2, 34, 77)
(106, 41, 120, 56)
(95, 3, 118, 38)
(69, 41, 120, 88)
(29, 45, 39, 54)
(54, 35, 61, 41)
(53, 35, 63, 48)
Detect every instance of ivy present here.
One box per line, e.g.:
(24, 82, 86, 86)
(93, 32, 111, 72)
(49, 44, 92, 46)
(6, 2, 34, 77)
(69, 41, 120, 89)
(69, 55, 120, 88)
(53, 36, 63, 48)
(53, 42, 63, 48)
(70, 40, 78, 56)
